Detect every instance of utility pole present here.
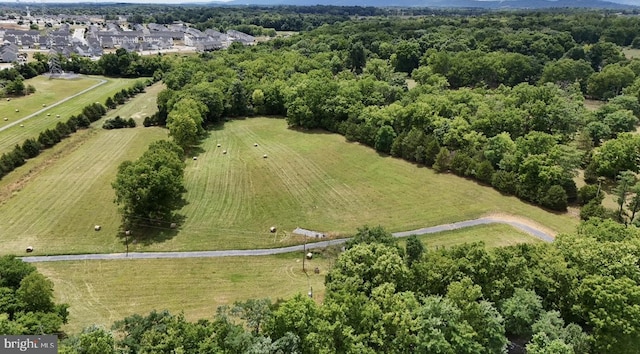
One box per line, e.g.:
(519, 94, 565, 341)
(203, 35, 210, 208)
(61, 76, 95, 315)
(125, 230, 129, 257)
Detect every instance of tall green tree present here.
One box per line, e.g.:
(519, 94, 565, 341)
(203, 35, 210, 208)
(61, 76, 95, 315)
(16, 272, 55, 313)
(112, 140, 186, 226)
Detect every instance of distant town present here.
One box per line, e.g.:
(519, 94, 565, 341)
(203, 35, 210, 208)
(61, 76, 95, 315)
(0, 7, 257, 64)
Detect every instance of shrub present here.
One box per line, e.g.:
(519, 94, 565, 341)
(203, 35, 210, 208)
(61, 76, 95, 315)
(21, 138, 41, 158)
(492, 170, 517, 195)
(475, 160, 495, 184)
(577, 184, 603, 205)
(103, 116, 136, 130)
(580, 200, 609, 220)
(541, 185, 568, 211)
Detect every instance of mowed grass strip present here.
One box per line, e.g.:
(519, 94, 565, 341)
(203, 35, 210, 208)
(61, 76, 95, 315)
(36, 223, 538, 334)
(0, 83, 167, 255)
(0, 76, 138, 155)
(397, 223, 542, 249)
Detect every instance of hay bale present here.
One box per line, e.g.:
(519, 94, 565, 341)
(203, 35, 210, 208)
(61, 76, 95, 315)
(270, 226, 276, 233)
(25, 246, 33, 253)
(254, 143, 258, 147)
(15, 109, 19, 112)
(56, 114, 60, 118)
(217, 143, 221, 147)
(193, 156, 198, 160)
(6, 98, 10, 101)
(47, 113, 50, 116)
(170, 222, 177, 229)
(3, 118, 7, 121)
(42, 103, 46, 107)
(19, 124, 24, 127)
(306, 252, 313, 260)
(223, 150, 227, 154)
(263, 154, 267, 158)
(94, 225, 101, 231)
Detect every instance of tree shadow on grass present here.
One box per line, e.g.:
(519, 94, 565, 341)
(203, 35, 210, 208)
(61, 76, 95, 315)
(118, 213, 187, 247)
(117, 194, 189, 247)
(286, 126, 336, 136)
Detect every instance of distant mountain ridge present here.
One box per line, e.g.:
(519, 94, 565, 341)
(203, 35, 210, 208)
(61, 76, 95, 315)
(221, 0, 638, 8)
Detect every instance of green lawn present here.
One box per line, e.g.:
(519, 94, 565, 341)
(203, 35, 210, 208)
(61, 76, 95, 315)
(36, 223, 539, 334)
(0, 116, 577, 256)
(0, 75, 138, 155)
(174, 118, 575, 251)
(401, 223, 542, 249)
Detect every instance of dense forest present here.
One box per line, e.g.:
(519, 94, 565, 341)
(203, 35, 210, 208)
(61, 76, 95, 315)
(4, 6, 640, 353)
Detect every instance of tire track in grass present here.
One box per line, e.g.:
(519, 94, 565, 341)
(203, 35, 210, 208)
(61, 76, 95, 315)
(267, 138, 360, 213)
(183, 128, 255, 235)
(212, 131, 250, 227)
(236, 125, 302, 216)
(234, 122, 365, 229)
(241, 127, 329, 210)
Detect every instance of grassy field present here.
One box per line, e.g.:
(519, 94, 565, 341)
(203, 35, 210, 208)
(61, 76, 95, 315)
(623, 48, 640, 59)
(584, 99, 604, 112)
(36, 223, 539, 334)
(402, 223, 541, 248)
(173, 118, 576, 251)
(0, 83, 168, 255)
(0, 116, 577, 256)
(0, 75, 138, 155)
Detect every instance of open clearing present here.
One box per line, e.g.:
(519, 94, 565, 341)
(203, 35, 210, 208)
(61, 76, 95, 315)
(0, 116, 576, 256)
(623, 47, 640, 59)
(36, 223, 538, 333)
(0, 75, 138, 155)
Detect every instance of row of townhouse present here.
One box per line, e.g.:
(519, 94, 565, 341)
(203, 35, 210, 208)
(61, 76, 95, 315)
(0, 22, 257, 62)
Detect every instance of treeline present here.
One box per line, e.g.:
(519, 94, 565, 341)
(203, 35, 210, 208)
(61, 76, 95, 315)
(0, 256, 69, 335)
(0, 80, 150, 181)
(57, 219, 640, 353)
(58, 48, 169, 78)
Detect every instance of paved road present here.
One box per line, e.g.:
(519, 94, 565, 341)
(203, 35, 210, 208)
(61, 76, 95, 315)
(21, 217, 554, 263)
(0, 78, 107, 133)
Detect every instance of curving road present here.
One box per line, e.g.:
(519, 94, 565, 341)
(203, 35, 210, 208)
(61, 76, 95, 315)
(0, 78, 107, 133)
(21, 217, 554, 263)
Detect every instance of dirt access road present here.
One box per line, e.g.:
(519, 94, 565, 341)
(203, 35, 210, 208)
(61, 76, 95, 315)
(21, 215, 555, 263)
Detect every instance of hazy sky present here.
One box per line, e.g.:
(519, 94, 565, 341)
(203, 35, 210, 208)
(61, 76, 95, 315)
(8, 0, 218, 3)
(5, 0, 635, 3)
